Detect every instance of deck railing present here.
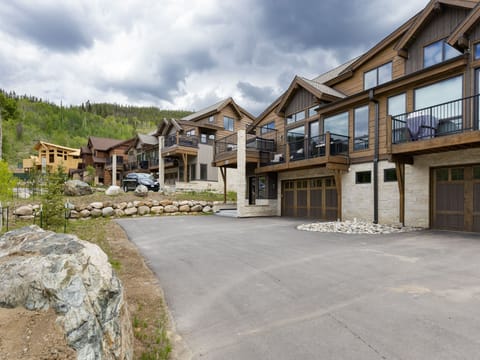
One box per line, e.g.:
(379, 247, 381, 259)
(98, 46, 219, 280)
(165, 134, 199, 148)
(287, 132, 349, 163)
(392, 94, 479, 144)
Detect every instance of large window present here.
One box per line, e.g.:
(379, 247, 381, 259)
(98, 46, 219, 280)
(287, 125, 305, 159)
(414, 76, 462, 110)
(388, 93, 406, 116)
(424, 40, 461, 68)
(364, 62, 392, 90)
(324, 112, 348, 136)
(261, 121, 275, 134)
(223, 116, 234, 131)
(286, 110, 306, 125)
(354, 105, 369, 151)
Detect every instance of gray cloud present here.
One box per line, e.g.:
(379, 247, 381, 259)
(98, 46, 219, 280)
(237, 81, 275, 103)
(0, 0, 426, 113)
(0, 2, 94, 52)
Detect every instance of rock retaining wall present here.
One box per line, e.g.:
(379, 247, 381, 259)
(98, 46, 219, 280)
(14, 199, 215, 220)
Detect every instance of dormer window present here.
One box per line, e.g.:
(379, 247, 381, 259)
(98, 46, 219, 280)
(423, 39, 461, 68)
(364, 62, 392, 90)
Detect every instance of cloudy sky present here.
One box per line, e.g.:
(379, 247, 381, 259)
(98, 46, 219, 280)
(0, 0, 426, 115)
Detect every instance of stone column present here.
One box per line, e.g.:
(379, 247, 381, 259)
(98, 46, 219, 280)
(112, 155, 117, 186)
(158, 136, 165, 189)
(236, 130, 247, 217)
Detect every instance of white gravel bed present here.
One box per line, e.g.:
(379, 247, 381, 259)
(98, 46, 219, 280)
(297, 219, 422, 234)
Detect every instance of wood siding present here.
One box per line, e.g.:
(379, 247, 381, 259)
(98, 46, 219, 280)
(285, 87, 317, 115)
(405, 6, 469, 74)
(333, 42, 405, 96)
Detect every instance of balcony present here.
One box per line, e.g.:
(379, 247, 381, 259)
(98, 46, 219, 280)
(162, 134, 199, 157)
(389, 94, 480, 159)
(105, 156, 124, 169)
(213, 130, 277, 168)
(257, 132, 349, 173)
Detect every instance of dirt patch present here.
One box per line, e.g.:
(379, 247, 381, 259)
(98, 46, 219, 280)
(0, 308, 76, 360)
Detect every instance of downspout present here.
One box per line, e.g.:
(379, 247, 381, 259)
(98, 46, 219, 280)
(369, 89, 379, 224)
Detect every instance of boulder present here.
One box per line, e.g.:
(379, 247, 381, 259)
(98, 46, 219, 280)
(90, 202, 104, 209)
(64, 180, 93, 196)
(114, 209, 125, 217)
(69, 210, 80, 219)
(179, 205, 190, 212)
(134, 185, 148, 197)
(124, 207, 138, 216)
(14, 205, 33, 216)
(102, 207, 115, 218)
(159, 199, 173, 207)
(80, 209, 91, 218)
(105, 186, 121, 196)
(202, 205, 213, 213)
(0, 226, 133, 359)
(90, 209, 102, 218)
(150, 206, 164, 214)
(103, 200, 114, 208)
(117, 202, 128, 210)
(151, 200, 160, 207)
(138, 206, 150, 216)
(164, 205, 178, 213)
(190, 205, 203, 212)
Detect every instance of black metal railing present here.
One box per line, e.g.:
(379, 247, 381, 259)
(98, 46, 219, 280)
(287, 132, 349, 162)
(165, 134, 199, 148)
(215, 133, 277, 157)
(392, 94, 479, 144)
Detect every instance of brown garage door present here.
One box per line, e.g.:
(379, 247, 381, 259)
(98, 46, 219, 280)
(432, 165, 480, 232)
(282, 177, 338, 220)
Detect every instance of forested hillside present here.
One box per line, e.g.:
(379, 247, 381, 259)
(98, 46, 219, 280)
(0, 90, 192, 167)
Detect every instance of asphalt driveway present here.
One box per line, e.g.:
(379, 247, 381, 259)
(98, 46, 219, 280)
(117, 216, 480, 360)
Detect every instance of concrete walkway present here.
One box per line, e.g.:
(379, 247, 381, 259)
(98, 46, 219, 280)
(117, 216, 480, 360)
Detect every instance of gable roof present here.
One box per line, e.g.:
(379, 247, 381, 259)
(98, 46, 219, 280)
(447, 1, 480, 48)
(88, 136, 125, 151)
(394, 0, 478, 55)
(137, 133, 158, 146)
(181, 97, 254, 122)
(34, 141, 80, 156)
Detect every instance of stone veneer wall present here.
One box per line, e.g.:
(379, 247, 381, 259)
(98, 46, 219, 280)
(332, 161, 400, 224)
(404, 148, 480, 228)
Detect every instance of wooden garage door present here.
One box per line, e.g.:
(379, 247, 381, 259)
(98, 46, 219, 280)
(282, 177, 337, 220)
(432, 165, 480, 232)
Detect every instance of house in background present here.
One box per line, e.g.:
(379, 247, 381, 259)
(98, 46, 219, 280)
(224, 0, 480, 232)
(80, 136, 135, 186)
(22, 141, 82, 176)
(125, 133, 159, 174)
(156, 97, 255, 193)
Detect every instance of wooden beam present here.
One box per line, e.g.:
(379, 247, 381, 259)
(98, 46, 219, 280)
(220, 167, 227, 203)
(395, 162, 405, 226)
(333, 170, 343, 221)
(182, 153, 188, 183)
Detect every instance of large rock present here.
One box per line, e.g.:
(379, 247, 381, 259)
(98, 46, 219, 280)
(134, 185, 148, 197)
(102, 207, 115, 217)
(164, 205, 178, 213)
(0, 226, 133, 359)
(105, 186, 121, 196)
(14, 205, 34, 216)
(138, 206, 150, 216)
(64, 180, 93, 196)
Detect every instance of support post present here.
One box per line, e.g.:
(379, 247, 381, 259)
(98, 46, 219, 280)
(220, 167, 227, 203)
(112, 154, 117, 186)
(395, 161, 405, 226)
(333, 170, 342, 221)
(182, 153, 188, 183)
(158, 136, 165, 189)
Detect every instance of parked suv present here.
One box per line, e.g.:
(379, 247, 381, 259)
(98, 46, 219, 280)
(122, 173, 160, 192)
